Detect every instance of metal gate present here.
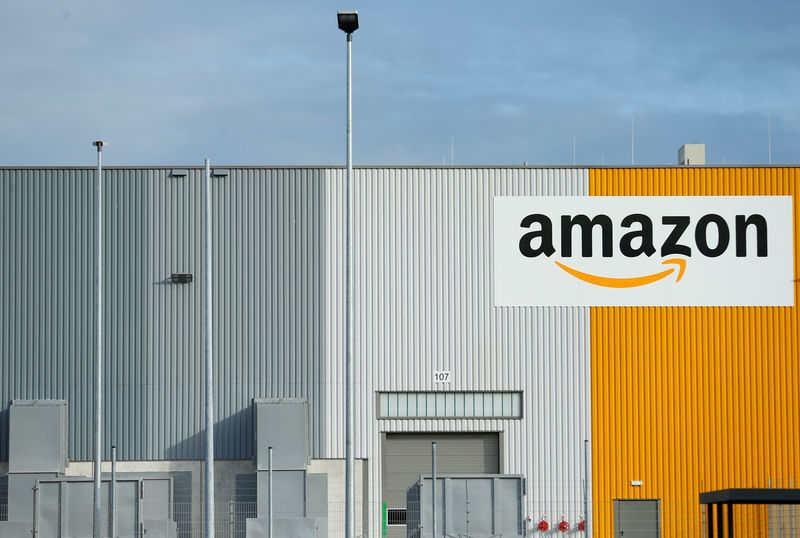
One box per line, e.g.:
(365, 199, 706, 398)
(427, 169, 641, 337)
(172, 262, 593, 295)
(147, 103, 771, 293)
(32, 477, 174, 537)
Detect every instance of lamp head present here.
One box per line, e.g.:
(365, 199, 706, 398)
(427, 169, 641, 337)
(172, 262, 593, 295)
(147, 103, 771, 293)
(337, 11, 359, 34)
(92, 141, 108, 149)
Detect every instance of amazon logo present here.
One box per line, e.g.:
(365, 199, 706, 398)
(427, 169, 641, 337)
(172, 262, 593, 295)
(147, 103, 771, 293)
(518, 213, 768, 288)
(494, 195, 791, 306)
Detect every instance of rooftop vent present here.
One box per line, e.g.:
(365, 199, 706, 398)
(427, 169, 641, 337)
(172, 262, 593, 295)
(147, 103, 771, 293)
(678, 144, 705, 165)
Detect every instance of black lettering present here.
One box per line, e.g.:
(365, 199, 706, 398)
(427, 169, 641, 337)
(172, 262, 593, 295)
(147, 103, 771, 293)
(696, 214, 730, 257)
(519, 214, 555, 257)
(661, 216, 692, 256)
(561, 214, 613, 257)
(735, 214, 768, 257)
(620, 214, 656, 257)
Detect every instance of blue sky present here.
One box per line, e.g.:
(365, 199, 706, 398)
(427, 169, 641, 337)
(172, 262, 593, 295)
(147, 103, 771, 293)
(1, 0, 798, 166)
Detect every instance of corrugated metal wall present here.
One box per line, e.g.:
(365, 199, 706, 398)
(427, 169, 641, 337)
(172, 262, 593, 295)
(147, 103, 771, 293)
(323, 167, 592, 535)
(590, 167, 800, 537)
(7, 164, 797, 536)
(1, 169, 97, 460)
(0, 167, 326, 461)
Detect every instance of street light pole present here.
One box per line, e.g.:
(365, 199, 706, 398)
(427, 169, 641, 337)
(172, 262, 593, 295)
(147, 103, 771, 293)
(204, 158, 215, 538)
(337, 10, 358, 538)
(92, 140, 107, 538)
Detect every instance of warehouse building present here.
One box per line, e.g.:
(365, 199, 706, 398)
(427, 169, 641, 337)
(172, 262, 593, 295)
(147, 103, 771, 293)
(0, 163, 798, 537)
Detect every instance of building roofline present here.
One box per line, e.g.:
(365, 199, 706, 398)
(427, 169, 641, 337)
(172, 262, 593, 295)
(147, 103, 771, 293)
(1, 164, 798, 171)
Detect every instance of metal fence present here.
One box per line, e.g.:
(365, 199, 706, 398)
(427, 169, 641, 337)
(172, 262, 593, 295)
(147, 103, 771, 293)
(400, 499, 799, 538)
(1, 493, 799, 536)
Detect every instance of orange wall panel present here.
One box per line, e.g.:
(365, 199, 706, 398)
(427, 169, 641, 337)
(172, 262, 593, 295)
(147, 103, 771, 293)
(590, 168, 799, 537)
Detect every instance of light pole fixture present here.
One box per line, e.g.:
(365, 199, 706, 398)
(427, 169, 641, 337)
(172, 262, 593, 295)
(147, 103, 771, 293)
(91, 140, 107, 538)
(203, 158, 215, 538)
(337, 10, 359, 34)
(337, 9, 358, 538)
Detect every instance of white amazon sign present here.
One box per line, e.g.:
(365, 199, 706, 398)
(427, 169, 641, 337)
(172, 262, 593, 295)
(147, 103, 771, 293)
(493, 196, 795, 307)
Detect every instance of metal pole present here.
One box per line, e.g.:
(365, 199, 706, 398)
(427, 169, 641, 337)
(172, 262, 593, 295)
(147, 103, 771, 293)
(345, 29, 356, 538)
(584, 439, 590, 536)
(92, 140, 106, 538)
(228, 501, 234, 538)
(204, 158, 215, 538)
(727, 503, 733, 538)
(432, 442, 437, 538)
(573, 135, 576, 165)
(791, 478, 795, 536)
(465, 482, 470, 537)
(768, 116, 772, 165)
(32, 479, 39, 537)
(111, 445, 117, 538)
(268, 447, 273, 538)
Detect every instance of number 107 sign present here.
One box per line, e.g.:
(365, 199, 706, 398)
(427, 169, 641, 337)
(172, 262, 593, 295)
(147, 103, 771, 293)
(434, 371, 451, 383)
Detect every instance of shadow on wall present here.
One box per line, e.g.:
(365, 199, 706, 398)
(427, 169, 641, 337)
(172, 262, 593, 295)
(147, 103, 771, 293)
(165, 406, 253, 461)
(0, 407, 7, 461)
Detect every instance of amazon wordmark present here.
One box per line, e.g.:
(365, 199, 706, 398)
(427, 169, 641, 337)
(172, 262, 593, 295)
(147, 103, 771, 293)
(518, 213, 768, 259)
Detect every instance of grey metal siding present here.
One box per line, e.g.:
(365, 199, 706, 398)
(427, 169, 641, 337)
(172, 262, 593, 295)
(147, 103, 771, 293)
(3, 165, 592, 536)
(206, 168, 326, 460)
(2, 168, 104, 461)
(1, 167, 325, 461)
(322, 168, 591, 535)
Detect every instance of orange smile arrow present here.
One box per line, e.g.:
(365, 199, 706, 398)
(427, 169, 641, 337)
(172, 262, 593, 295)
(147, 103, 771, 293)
(554, 258, 687, 288)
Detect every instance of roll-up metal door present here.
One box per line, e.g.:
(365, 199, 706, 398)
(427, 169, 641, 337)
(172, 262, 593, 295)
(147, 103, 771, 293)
(382, 432, 499, 538)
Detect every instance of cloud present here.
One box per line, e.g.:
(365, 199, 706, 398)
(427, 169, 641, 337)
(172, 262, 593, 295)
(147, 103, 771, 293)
(1, 0, 798, 165)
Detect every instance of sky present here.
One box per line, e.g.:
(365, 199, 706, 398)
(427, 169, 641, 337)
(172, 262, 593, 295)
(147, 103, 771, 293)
(1, 0, 798, 167)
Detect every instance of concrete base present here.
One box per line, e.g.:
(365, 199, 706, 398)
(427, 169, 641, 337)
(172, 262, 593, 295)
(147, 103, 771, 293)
(307, 459, 368, 536)
(143, 519, 178, 537)
(0, 521, 30, 534)
(246, 516, 322, 538)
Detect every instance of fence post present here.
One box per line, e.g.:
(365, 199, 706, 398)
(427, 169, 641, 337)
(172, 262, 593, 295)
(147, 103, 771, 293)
(31, 479, 39, 537)
(584, 439, 590, 537)
(229, 500, 234, 538)
(111, 445, 117, 538)
(268, 446, 273, 538)
(431, 442, 436, 538)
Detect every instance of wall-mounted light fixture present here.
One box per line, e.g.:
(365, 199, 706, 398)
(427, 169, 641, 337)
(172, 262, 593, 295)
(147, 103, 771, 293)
(171, 273, 193, 284)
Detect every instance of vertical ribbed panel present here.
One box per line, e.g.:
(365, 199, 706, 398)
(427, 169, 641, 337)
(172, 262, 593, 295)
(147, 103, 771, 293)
(148, 167, 202, 460)
(324, 167, 591, 535)
(1, 167, 325, 461)
(0, 168, 150, 461)
(590, 168, 800, 537)
(210, 168, 325, 460)
(110, 169, 152, 461)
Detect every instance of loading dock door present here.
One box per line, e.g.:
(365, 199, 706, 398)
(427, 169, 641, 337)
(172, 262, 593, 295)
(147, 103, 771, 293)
(382, 432, 499, 538)
(614, 499, 661, 538)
